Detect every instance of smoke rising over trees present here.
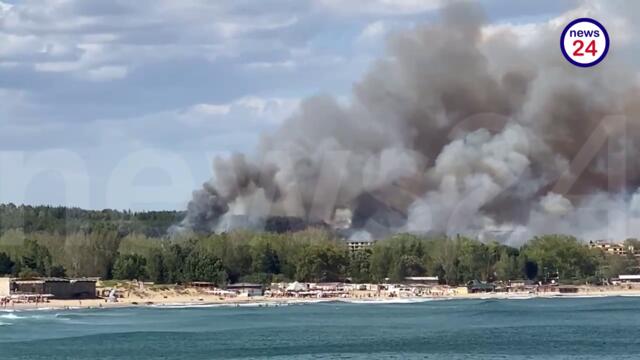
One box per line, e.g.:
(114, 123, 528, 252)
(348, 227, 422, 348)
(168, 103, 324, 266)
(182, 2, 640, 244)
(3, 2, 640, 286)
(0, 205, 638, 284)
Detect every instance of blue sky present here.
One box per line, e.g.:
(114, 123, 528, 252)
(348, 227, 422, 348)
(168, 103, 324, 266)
(0, 0, 581, 210)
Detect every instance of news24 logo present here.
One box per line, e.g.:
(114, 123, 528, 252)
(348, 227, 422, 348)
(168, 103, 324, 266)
(561, 18, 609, 67)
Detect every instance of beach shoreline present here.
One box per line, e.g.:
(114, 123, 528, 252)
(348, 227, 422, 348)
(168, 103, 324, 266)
(3, 287, 640, 312)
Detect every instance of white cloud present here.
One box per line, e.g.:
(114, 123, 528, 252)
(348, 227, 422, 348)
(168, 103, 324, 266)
(358, 21, 388, 41)
(0, 1, 303, 81)
(85, 65, 128, 81)
(317, 0, 441, 15)
(0, 94, 300, 154)
(244, 60, 297, 70)
(244, 50, 347, 72)
(33, 42, 120, 80)
(0, 33, 40, 58)
(215, 16, 299, 39)
(0, 1, 12, 12)
(234, 96, 300, 124)
(34, 61, 79, 73)
(35, 60, 128, 82)
(481, 0, 638, 52)
(481, 22, 545, 47)
(180, 96, 300, 127)
(190, 104, 231, 116)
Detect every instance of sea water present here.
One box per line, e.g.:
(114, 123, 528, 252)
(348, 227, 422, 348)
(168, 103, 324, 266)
(1, 297, 640, 359)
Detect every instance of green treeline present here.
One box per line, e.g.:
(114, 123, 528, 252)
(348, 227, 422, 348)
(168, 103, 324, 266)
(0, 203, 183, 237)
(1, 206, 639, 285)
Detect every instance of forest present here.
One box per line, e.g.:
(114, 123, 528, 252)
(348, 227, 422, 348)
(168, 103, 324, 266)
(0, 204, 638, 286)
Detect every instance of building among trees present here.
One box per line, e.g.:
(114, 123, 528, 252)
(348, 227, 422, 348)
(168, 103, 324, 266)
(347, 239, 375, 252)
(226, 283, 263, 297)
(588, 240, 640, 256)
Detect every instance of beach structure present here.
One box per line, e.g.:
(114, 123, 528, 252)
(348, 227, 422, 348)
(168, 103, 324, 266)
(365, 284, 383, 291)
(266, 282, 288, 296)
(207, 288, 237, 297)
(227, 283, 263, 297)
(536, 284, 559, 294)
(310, 282, 349, 297)
(455, 286, 469, 295)
(312, 282, 345, 292)
(618, 275, 640, 283)
(11, 278, 97, 299)
(347, 239, 375, 252)
(272, 282, 350, 298)
(382, 277, 439, 286)
(507, 279, 536, 292)
(188, 281, 216, 289)
(286, 281, 307, 292)
(557, 286, 579, 294)
(467, 280, 495, 293)
(386, 284, 413, 297)
(404, 276, 439, 286)
(0, 277, 10, 297)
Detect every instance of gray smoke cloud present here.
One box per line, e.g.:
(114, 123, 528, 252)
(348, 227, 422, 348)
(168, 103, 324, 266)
(181, 1, 640, 244)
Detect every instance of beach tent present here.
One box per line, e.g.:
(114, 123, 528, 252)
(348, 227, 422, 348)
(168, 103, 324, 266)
(286, 282, 306, 292)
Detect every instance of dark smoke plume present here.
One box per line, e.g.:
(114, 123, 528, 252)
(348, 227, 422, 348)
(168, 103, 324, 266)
(181, 1, 640, 244)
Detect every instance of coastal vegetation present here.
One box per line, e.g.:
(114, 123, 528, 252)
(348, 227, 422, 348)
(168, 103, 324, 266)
(0, 204, 638, 285)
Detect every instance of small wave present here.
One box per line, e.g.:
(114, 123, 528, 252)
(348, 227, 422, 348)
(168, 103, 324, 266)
(280, 299, 330, 305)
(54, 313, 75, 319)
(151, 301, 301, 309)
(338, 298, 438, 304)
(236, 301, 295, 307)
(0, 321, 12, 326)
(55, 312, 91, 318)
(534, 294, 609, 299)
(505, 296, 535, 300)
(0, 313, 24, 320)
(150, 303, 225, 309)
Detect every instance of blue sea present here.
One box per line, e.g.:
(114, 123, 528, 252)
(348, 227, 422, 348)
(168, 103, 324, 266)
(1, 297, 640, 359)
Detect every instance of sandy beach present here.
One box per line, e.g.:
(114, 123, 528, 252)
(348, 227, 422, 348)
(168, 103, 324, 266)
(4, 286, 640, 312)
